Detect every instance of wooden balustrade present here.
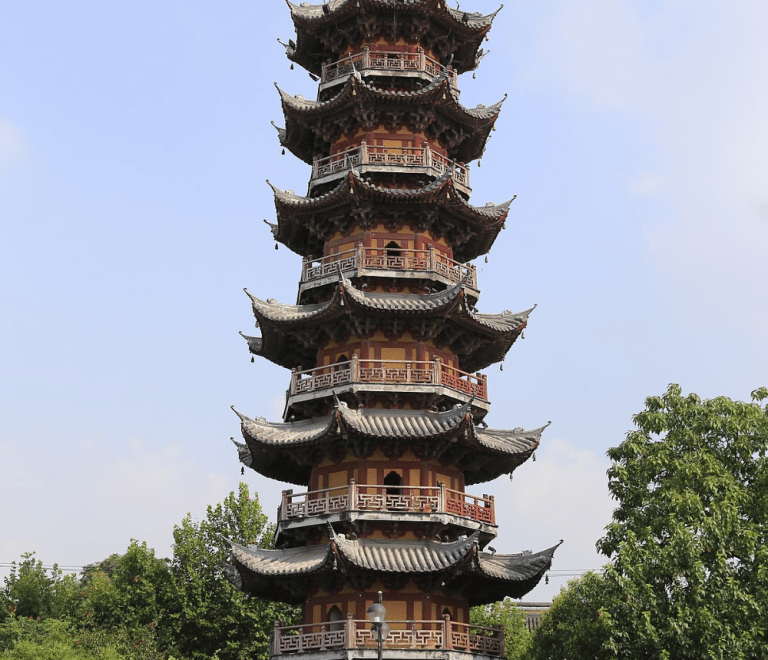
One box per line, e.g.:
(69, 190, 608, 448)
(279, 480, 495, 525)
(272, 617, 503, 656)
(321, 46, 459, 89)
(311, 142, 470, 193)
(301, 245, 477, 291)
(289, 357, 487, 401)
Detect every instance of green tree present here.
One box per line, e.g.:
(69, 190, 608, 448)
(77, 541, 177, 658)
(168, 482, 299, 660)
(599, 385, 768, 659)
(528, 572, 610, 660)
(470, 599, 531, 660)
(0, 614, 127, 659)
(2, 552, 80, 620)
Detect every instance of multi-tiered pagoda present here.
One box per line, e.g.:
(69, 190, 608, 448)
(228, 2, 559, 658)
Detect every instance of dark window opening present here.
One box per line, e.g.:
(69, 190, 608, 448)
(386, 241, 402, 268)
(329, 605, 343, 632)
(384, 470, 403, 510)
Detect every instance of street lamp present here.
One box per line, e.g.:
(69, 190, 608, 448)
(366, 591, 389, 660)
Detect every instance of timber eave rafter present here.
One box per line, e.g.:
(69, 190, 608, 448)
(226, 532, 560, 605)
(277, 73, 505, 163)
(240, 276, 531, 371)
(284, 0, 500, 75)
(269, 172, 513, 262)
(232, 401, 549, 485)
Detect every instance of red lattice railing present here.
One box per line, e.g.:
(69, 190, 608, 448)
(321, 47, 459, 89)
(279, 481, 495, 526)
(289, 357, 487, 401)
(301, 245, 477, 291)
(311, 142, 470, 193)
(272, 617, 503, 657)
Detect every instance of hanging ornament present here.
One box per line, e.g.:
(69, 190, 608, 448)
(532, 451, 536, 462)
(275, 243, 279, 250)
(484, 255, 488, 264)
(281, 148, 285, 155)
(545, 574, 549, 585)
(472, 72, 476, 79)
(251, 356, 254, 363)
(290, 63, 294, 70)
(478, 160, 481, 167)
(500, 363, 504, 371)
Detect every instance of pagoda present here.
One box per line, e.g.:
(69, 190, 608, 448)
(228, 2, 560, 658)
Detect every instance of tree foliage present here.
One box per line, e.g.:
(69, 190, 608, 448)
(168, 482, 299, 660)
(528, 572, 609, 660)
(1, 484, 298, 660)
(531, 385, 768, 659)
(597, 384, 768, 658)
(470, 599, 531, 660)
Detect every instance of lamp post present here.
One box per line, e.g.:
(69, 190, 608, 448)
(366, 591, 389, 660)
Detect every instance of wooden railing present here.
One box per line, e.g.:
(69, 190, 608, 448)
(301, 245, 478, 291)
(272, 616, 503, 656)
(289, 356, 487, 401)
(279, 480, 495, 525)
(311, 142, 470, 193)
(321, 46, 459, 89)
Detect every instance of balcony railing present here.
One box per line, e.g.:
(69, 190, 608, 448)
(289, 356, 487, 401)
(272, 616, 503, 657)
(321, 46, 459, 90)
(279, 480, 495, 525)
(310, 142, 470, 195)
(301, 245, 478, 291)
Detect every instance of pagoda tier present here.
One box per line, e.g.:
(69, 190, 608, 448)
(284, 0, 501, 75)
(226, 531, 560, 606)
(275, 71, 504, 165)
(231, 399, 548, 486)
(242, 277, 532, 374)
(268, 172, 512, 262)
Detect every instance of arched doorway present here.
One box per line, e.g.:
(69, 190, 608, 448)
(384, 470, 403, 510)
(328, 605, 343, 632)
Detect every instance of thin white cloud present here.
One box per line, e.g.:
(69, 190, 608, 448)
(630, 173, 662, 195)
(0, 117, 30, 172)
(486, 436, 614, 601)
(522, 0, 768, 334)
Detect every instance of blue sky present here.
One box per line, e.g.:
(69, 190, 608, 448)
(2, 0, 767, 601)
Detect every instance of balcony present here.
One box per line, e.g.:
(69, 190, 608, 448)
(309, 142, 471, 196)
(279, 481, 495, 526)
(299, 245, 478, 299)
(284, 357, 488, 420)
(319, 47, 459, 93)
(272, 617, 503, 657)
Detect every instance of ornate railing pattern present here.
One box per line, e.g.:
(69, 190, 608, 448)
(301, 245, 477, 291)
(321, 47, 459, 89)
(289, 356, 487, 401)
(279, 481, 495, 525)
(311, 142, 470, 193)
(272, 617, 503, 656)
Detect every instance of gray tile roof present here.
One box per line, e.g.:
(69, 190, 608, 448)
(242, 275, 530, 372)
(288, 1, 501, 31)
(284, 1, 499, 76)
(334, 531, 478, 572)
(268, 172, 512, 262)
(230, 540, 333, 575)
(476, 541, 563, 581)
(338, 399, 473, 438)
(278, 69, 504, 120)
(226, 532, 560, 605)
(232, 400, 546, 485)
